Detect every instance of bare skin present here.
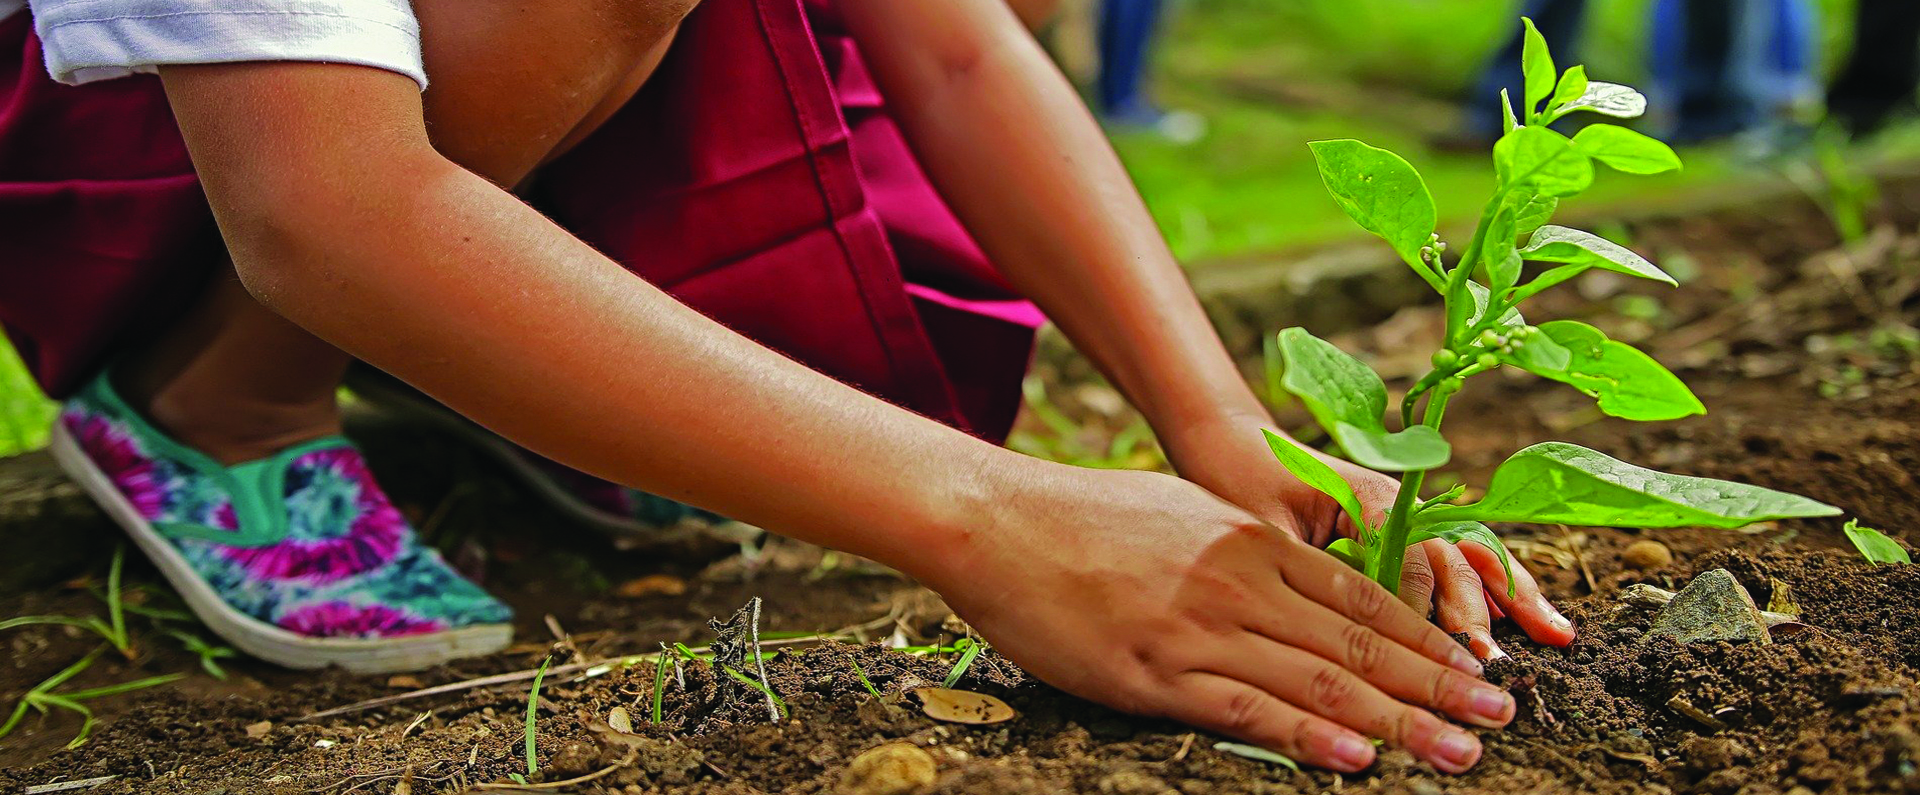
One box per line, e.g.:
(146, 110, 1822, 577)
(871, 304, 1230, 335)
(132, 0, 1570, 773)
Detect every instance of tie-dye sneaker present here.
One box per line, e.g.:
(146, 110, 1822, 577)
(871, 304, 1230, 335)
(343, 370, 758, 549)
(48, 372, 512, 673)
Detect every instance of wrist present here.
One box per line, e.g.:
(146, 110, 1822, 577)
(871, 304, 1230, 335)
(882, 438, 1046, 589)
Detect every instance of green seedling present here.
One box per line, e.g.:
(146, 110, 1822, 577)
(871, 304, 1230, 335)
(849, 657, 884, 698)
(651, 647, 672, 723)
(941, 638, 984, 688)
(1842, 520, 1910, 565)
(163, 629, 237, 680)
(670, 642, 788, 718)
(3, 546, 136, 658)
(1267, 19, 1843, 597)
(523, 656, 552, 778)
(1215, 741, 1301, 771)
(0, 646, 184, 749)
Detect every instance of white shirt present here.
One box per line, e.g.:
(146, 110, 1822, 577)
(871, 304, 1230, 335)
(3, 0, 426, 89)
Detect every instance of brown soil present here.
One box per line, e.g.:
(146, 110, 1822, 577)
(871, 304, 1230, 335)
(3, 180, 1919, 794)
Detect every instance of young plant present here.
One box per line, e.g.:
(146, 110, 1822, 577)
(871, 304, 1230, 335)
(1265, 19, 1842, 596)
(1842, 520, 1910, 565)
(522, 655, 552, 780)
(0, 646, 183, 749)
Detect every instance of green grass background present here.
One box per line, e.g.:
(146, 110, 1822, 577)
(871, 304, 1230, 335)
(0, 0, 1904, 456)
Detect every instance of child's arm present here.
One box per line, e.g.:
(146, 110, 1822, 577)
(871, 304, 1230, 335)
(839, 0, 1573, 649)
(160, 60, 1507, 773)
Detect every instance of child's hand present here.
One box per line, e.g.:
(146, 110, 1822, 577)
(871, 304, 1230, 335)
(1159, 413, 1575, 659)
(919, 464, 1512, 774)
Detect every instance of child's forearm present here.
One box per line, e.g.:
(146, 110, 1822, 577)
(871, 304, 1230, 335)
(159, 62, 1022, 577)
(842, 0, 1270, 443)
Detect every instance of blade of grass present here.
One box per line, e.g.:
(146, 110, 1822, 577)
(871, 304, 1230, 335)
(942, 639, 984, 688)
(718, 665, 787, 718)
(524, 656, 551, 776)
(58, 673, 185, 701)
(105, 546, 128, 654)
(849, 657, 882, 698)
(650, 648, 671, 724)
(34, 696, 95, 750)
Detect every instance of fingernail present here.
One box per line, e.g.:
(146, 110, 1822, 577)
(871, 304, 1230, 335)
(1543, 601, 1574, 631)
(1470, 633, 1507, 661)
(1448, 645, 1484, 676)
(1434, 729, 1481, 772)
(1470, 687, 1514, 723)
(1330, 734, 1376, 770)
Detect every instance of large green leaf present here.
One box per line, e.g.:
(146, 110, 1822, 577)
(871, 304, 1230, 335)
(1520, 18, 1555, 119)
(1407, 520, 1515, 597)
(1421, 442, 1842, 528)
(1494, 127, 1593, 198)
(1529, 320, 1703, 420)
(1263, 430, 1368, 535)
(1572, 124, 1681, 175)
(1276, 329, 1450, 471)
(1309, 140, 1437, 268)
(1508, 193, 1559, 240)
(1521, 225, 1675, 285)
(1546, 81, 1648, 121)
(1842, 520, 1910, 565)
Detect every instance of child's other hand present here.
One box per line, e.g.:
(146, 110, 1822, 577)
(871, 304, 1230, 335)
(921, 464, 1511, 774)
(1159, 413, 1575, 659)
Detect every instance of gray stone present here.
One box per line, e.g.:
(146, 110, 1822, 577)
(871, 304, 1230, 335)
(1645, 569, 1771, 645)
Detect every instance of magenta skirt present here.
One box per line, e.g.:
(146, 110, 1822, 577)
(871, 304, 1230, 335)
(0, 0, 1042, 442)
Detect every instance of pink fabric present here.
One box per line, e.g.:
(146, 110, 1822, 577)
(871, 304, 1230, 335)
(0, 0, 1041, 441)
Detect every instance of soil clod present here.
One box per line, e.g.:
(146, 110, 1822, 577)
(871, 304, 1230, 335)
(837, 742, 937, 795)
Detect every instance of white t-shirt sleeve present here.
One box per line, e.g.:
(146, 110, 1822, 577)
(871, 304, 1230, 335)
(25, 0, 426, 89)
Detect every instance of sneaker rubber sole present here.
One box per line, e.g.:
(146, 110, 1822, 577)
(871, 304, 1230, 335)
(50, 422, 513, 673)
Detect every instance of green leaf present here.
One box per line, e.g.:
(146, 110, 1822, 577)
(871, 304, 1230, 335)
(1509, 193, 1559, 240)
(1421, 442, 1843, 528)
(1547, 81, 1648, 121)
(1407, 520, 1515, 598)
(1519, 18, 1555, 121)
(1842, 519, 1910, 565)
(1548, 65, 1589, 115)
(1263, 430, 1369, 535)
(1528, 320, 1703, 420)
(1466, 282, 1525, 329)
(1309, 139, 1438, 268)
(1276, 328, 1451, 471)
(1572, 124, 1681, 174)
(1521, 225, 1675, 285)
(1495, 127, 1593, 198)
(1326, 537, 1366, 571)
(1499, 88, 1520, 134)
(1497, 328, 1574, 373)
(1483, 207, 1524, 294)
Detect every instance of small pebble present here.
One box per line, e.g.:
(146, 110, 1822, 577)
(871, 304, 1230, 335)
(1622, 540, 1673, 570)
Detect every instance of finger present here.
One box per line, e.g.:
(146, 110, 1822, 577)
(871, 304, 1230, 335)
(1248, 588, 1513, 730)
(1277, 538, 1482, 677)
(1430, 542, 1503, 660)
(1459, 541, 1576, 646)
(1398, 541, 1440, 618)
(1216, 639, 1489, 774)
(1484, 592, 1506, 621)
(1164, 672, 1377, 773)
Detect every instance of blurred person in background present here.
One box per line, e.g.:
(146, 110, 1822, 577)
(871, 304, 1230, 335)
(1647, 0, 1820, 150)
(1827, 0, 1920, 136)
(1094, 0, 1204, 141)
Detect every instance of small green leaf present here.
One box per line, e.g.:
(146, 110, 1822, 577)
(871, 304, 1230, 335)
(1521, 225, 1675, 284)
(1842, 519, 1910, 565)
(1495, 127, 1593, 198)
(1483, 208, 1524, 294)
(1520, 18, 1556, 121)
(1548, 65, 1589, 115)
(1530, 320, 1703, 420)
(1548, 81, 1648, 121)
(1277, 328, 1452, 471)
(1466, 282, 1525, 329)
(1407, 520, 1515, 598)
(1497, 328, 1574, 373)
(1499, 88, 1520, 134)
(1263, 430, 1369, 535)
(1572, 124, 1681, 174)
(1215, 742, 1301, 771)
(1422, 442, 1843, 528)
(1508, 193, 1559, 240)
(1326, 537, 1366, 571)
(1309, 139, 1438, 268)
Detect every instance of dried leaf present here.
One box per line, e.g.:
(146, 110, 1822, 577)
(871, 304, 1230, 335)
(913, 688, 1015, 725)
(1766, 579, 1800, 617)
(614, 574, 689, 599)
(606, 706, 634, 734)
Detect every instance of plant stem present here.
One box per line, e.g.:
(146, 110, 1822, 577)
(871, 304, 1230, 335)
(1372, 387, 1457, 594)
